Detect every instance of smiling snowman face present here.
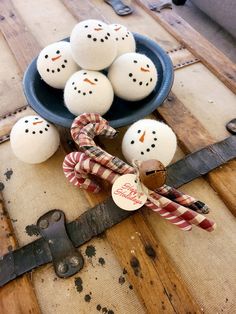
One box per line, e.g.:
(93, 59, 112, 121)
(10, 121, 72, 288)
(122, 119, 177, 166)
(109, 23, 136, 57)
(64, 70, 114, 116)
(70, 19, 117, 70)
(37, 41, 79, 89)
(108, 53, 158, 101)
(10, 116, 60, 164)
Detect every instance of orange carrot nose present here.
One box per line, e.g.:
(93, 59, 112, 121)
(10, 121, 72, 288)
(140, 67, 150, 72)
(33, 121, 43, 125)
(51, 55, 61, 61)
(139, 131, 146, 143)
(84, 78, 96, 85)
(94, 27, 103, 31)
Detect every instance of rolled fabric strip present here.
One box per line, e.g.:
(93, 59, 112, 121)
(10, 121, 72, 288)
(63, 152, 101, 193)
(157, 185, 209, 214)
(71, 113, 133, 174)
(149, 192, 216, 232)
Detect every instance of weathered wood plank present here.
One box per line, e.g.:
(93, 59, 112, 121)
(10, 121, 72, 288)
(0, 0, 41, 72)
(136, 0, 236, 94)
(157, 95, 236, 215)
(0, 193, 41, 314)
(107, 211, 202, 314)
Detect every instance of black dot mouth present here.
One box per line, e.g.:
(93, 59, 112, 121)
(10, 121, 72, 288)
(86, 33, 112, 42)
(47, 59, 67, 73)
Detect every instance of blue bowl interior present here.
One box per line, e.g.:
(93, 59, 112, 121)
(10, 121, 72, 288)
(23, 33, 173, 128)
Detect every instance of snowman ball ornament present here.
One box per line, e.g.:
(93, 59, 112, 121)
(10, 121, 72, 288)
(122, 119, 177, 166)
(37, 41, 79, 89)
(108, 52, 158, 101)
(70, 19, 117, 70)
(64, 70, 114, 116)
(10, 116, 60, 164)
(109, 23, 136, 57)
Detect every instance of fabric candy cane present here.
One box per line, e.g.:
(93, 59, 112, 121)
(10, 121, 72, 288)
(63, 151, 192, 231)
(63, 113, 216, 232)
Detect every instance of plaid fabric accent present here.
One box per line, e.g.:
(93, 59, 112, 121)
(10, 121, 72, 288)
(148, 192, 216, 232)
(71, 114, 133, 175)
(157, 185, 209, 214)
(63, 113, 216, 232)
(63, 151, 120, 193)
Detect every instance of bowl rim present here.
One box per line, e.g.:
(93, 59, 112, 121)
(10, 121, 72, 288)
(23, 32, 174, 128)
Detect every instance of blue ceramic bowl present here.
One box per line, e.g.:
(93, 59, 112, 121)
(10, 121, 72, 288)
(23, 33, 173, 128)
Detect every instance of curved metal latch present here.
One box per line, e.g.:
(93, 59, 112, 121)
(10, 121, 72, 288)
(37, 209, 84, 278)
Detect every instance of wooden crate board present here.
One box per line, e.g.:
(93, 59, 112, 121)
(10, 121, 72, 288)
(173, 63, 236, 142)
(0, 33, 25, 117)
(0, 0, 236, 313)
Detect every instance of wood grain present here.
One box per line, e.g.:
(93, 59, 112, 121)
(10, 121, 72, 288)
(136, 0, 236, 94)
(107, 211, 202, 313)
(0, 0, 41, 73)
(157, 95, 236, 215)
(0, 193, 41, 314)
(0, 0, 41, 312)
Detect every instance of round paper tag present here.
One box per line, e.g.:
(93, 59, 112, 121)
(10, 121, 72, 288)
(112, 174, 148, 211)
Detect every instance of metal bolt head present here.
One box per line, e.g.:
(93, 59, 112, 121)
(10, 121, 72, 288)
(69, 256, 80, 267)
(39, 219, 49, 229)
(52, 211, 61, 222)
(57, 262, 68, 274)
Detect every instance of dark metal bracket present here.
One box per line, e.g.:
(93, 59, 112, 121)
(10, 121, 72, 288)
(37, 209, 84, 278)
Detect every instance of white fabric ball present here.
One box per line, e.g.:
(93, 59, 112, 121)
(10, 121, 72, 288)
(70, 19, 117, 70)
(108, 52, 158, 101)
(10, 116, 60, 164)
(37, 41, 79, 89)
(109, 23, 136, 57)
(122, 119, 177, 166)
(64, 70, 114, 116)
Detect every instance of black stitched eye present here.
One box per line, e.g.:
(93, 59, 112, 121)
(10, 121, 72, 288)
(141, 152, 144, 155)
(85, 25, 88, 28)
(98, 24, 102, 27)
(131, 140, 134, 144)
(83, 72, 87, 75)
(147, 64, 150, 68)
(35, 117, 39, 120)
(72, 82, 75, 85)
(94, 78, 98, 82)
(56, 50, 60, 54)
(137, 130, 141, 133)
(45, 55, 48, 59)
(133, 60, 137, 63)
(152, 131, 156, 134)
(25, 120, 28, 123)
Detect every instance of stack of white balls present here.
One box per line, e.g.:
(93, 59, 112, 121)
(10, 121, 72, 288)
(36, 19, 158, 116)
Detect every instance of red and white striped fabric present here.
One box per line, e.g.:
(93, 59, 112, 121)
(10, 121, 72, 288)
(63, 113, 216, 232)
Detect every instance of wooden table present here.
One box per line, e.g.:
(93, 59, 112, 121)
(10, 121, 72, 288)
(0, 1, 236, 313)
